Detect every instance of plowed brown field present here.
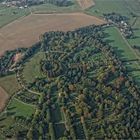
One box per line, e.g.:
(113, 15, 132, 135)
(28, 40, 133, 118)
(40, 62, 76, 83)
(0, 13, 106, 55)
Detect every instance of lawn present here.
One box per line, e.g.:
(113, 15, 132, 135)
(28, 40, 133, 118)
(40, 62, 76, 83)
(7, 98, 35, 117)
(0, 74, 20, 96)
(0, 5, 30, 28)
(104, 26, 140, 85)
(23, 52, 46, 83)
(30, 0, 81, 14)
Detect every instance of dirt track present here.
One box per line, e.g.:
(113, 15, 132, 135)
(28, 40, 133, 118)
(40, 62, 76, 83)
(0, 87, 9, 112)
(0, 13, 106, 55)
(76, 0, 94, 9)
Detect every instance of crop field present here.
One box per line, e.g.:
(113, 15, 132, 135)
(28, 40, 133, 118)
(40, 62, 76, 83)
(0, 13, 106, 55)
(76, 0, 94, 9)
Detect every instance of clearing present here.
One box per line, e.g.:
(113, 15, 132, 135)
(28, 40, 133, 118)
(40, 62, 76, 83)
(0, 13, 106, 55)
(0, 87, 8, 112)
(76, 0, 94, 9)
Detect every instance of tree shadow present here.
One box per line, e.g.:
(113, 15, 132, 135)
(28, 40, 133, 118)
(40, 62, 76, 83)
(122, 59, 139, 62)
(0, 117, 6, 121)
(7, 106, 16, 111)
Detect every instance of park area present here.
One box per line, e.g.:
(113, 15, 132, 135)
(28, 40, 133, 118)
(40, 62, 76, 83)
(0, 0, 140, 139)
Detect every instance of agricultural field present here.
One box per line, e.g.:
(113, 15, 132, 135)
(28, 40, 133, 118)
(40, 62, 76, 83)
(0, 13, 106, 55)
(0, 25, 139, 139)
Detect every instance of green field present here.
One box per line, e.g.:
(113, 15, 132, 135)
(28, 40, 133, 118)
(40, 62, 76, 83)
(86, 0, 139, 19)
(7, 98, 35, 117)
(104, 26, 140, 85)
(23, 52, 46, 83)
(30, 0, 81, 14)
(0, 5, 29, 28)
(0, 74, 20, 95)
(0, 97, 35, 139)
(128, 17, 140, 46)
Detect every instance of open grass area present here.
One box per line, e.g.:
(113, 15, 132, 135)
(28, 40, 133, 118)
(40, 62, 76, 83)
(23, 52, 46, 83)
(7, 98, 35, 117)
(30, 0, 81, 14)
(0, 5, 29, 28)
(0, 74, 20, 96)
(128, 17, 140, 46)
(0, 97, 35, 138)
(104, 26, 140, 85)
(104, 26, 137, 60)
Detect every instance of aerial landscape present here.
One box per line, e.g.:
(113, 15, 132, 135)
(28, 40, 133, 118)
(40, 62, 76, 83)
(0, 0, 140, 139)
